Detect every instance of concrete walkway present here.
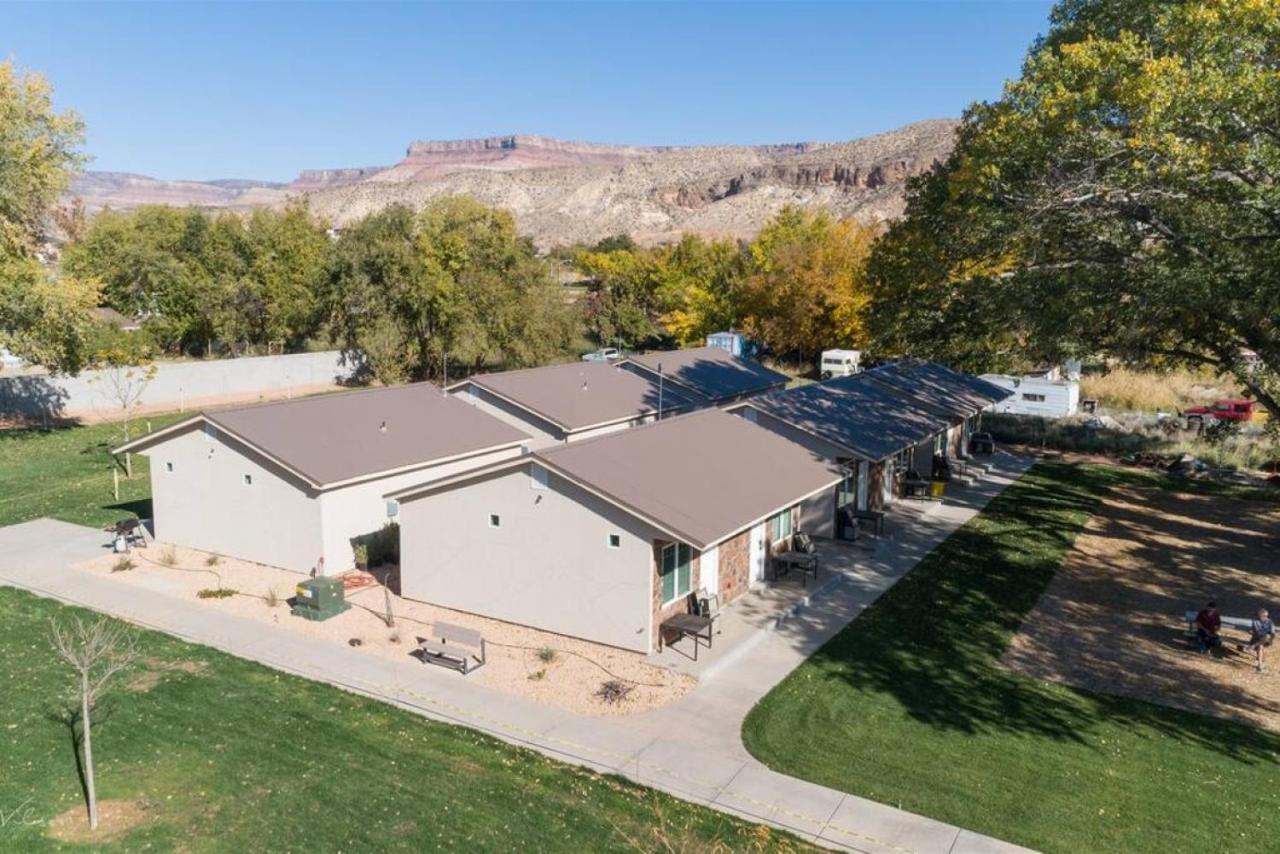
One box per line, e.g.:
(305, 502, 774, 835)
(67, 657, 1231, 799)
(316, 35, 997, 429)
(0, 454, 1036, 854)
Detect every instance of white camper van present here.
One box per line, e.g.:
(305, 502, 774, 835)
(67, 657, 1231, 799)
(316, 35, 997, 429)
(819, 349, 862, 379)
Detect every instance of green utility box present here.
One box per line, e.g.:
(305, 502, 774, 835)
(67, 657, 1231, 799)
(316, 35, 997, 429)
(291, 576, 350, 622)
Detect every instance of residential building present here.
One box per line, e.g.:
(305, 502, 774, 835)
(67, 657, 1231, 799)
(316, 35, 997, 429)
(115, 384, 530, 573)
(730, 373, 956, 524)
(866, 362, 1012, 454)
(388, 408, 841, 652)
(447, 361, 695, 449)
(621, 346, 787, 406)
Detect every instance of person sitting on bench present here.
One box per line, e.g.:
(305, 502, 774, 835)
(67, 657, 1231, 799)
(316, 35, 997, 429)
(1238, 609, 1275, 672)
(1194, 600, 1223, 653)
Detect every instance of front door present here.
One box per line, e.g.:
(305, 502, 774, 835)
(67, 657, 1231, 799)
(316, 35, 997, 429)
(749, 523, 766, 582)
(700, 545, 719, 598)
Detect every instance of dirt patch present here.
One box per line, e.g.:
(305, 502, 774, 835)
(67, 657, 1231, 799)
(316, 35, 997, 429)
(127, 658, 208, 693)
(1004, 484, 1280, 730)
(46, 799, 151, 843)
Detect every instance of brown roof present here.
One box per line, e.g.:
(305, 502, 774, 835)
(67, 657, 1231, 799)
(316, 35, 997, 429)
(537, 408, 842, 548)
(119, 384, 529, 487)
(865, 362, 1012, 418)
(624, 347, 788, 402)
(464, 361, 694, 432)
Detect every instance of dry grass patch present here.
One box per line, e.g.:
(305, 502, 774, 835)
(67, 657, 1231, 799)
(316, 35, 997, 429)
(1004, 484, 1280, 731)
(127, 657, 208, 693)
(45, 799, 152, 843)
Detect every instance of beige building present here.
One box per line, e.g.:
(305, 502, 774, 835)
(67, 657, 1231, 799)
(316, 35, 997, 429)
(730, 372, 959, 528)
(389, 409, 842, 652)
(446, 360, 696, 449)
(621, 346, 788, 406)
(864, 362, 1011, 460)
(115, 384, 530, 573)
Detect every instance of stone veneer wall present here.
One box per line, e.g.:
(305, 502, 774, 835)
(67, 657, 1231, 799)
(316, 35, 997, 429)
(717, 529, 751, 605)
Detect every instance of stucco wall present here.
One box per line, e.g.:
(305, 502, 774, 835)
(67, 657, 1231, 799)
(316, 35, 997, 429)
(451, 385, 563, 448)
(798, 488, 836, 538)
(1, 350, 355, 422)
(397, 463, 662, 652)
(318, 444, 526, 572)
(145, 425, 323, 572)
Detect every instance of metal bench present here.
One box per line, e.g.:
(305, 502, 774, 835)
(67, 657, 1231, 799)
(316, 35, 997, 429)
(417, 621, 486, 674)
(1183, 609, 1253, 637)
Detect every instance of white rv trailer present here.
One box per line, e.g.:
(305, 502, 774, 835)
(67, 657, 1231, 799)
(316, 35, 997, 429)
(980, 372, 1080, 418)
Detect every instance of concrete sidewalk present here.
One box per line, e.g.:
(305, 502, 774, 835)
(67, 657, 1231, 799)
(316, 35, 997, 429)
(0, 454, 1035, 854)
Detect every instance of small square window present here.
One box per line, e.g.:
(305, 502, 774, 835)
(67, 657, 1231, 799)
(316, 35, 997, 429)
(608, 533, 621, 549)
(530, 463, 549, 490)
(386, 500, 400, 518)
(165, 462, 174, 473)
(243, 474, 253, 486)
(489, 514, 501, 528)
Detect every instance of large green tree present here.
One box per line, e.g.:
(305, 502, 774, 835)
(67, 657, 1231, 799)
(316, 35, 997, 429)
(0, 60, 99, 373)
(869, 0, 1280, 417)
(328, 198, 576, 383)
(62, 202, 332, 356)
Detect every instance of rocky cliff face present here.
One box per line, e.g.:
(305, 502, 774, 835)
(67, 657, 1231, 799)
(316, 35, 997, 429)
(68, 119, 957, 246)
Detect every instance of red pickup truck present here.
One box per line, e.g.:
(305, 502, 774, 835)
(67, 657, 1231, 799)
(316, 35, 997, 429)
(1182, 399, 1256, 423)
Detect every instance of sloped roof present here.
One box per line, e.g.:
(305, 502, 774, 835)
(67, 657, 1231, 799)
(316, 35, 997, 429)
(866, 362, 1012, 418)
(536, 408, 841, 549)
(117, 384, 529, 488)
(624, 347, 787, 402)
(463, 361, 694, 432)
(745, 374, 952, 462)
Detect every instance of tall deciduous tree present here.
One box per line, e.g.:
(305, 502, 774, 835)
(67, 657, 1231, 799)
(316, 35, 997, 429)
(328, 198, 576, 383)
(742, 207, 876, 360)
(869, 0, 1280, 418)
(0, 61, 99, 373)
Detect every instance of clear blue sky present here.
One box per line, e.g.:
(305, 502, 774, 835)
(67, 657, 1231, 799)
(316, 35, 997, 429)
(4, 1, 1055, 182)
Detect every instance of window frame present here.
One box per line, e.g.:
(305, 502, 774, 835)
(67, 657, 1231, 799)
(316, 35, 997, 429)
(608, 533, 621, 549)
(659, 542, 693, 604)
(489, 513, 501, 528)
(242, 473, 253, 486)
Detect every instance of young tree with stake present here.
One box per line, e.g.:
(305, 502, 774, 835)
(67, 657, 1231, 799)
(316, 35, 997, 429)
(47, 617, 139, 831)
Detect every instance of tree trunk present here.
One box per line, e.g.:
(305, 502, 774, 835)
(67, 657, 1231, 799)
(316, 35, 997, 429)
(82, 673, 97, 830)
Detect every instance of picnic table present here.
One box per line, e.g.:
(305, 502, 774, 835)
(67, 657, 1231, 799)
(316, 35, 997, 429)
(659, 613, 714, 660)
(1183, 609, 1254, 636)
(772, 550, 819, 586)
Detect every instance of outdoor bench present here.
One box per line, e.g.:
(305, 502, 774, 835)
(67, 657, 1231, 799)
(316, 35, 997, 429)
(418, 621, 487, 674)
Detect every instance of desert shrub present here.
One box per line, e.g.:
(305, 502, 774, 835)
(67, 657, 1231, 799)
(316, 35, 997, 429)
(595, 679, 633, 705)
(528, 669, 547, 682)
(159, 545, 178, 567)
(205, 554, 221, 567)
(264, 586, 280, 608)
(1203, 420, 1241, 446)
(196, 588, 236, 599)
(536, 646, 558, 664)
(111, 556, 135, 573)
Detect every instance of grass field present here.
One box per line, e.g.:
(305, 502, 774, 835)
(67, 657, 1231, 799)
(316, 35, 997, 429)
(742, 462, 1280, 854)
(0, 414, 189, 529)
(0, 587, 806, 851)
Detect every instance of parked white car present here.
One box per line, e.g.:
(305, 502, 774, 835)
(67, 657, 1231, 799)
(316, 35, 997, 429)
(581, 347, 622, 363)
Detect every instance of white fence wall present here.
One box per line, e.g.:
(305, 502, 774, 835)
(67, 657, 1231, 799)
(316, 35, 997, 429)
(0, 350, 358, 421)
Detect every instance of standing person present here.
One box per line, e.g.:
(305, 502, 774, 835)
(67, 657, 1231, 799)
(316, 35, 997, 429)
(1195, 601, 1223, 653)
(1239, 609, 1275, 672)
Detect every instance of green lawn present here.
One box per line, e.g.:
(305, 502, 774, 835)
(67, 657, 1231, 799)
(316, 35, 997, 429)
(743, 462, 1280, 853)
(1, 587, 806, 851)
(0, 414, 189, 529)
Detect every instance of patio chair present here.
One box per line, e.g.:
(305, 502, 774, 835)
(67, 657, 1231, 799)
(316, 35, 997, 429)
(695, 589, 722, 635)
(793, 531, 816, 555)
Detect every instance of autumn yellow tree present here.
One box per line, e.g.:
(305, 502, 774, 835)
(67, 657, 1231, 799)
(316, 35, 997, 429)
(741, 207, 876, 361)
(0, 60, 99, 373)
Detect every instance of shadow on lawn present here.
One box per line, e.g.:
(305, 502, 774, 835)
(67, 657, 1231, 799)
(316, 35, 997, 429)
(804, 462, 1280, 763)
